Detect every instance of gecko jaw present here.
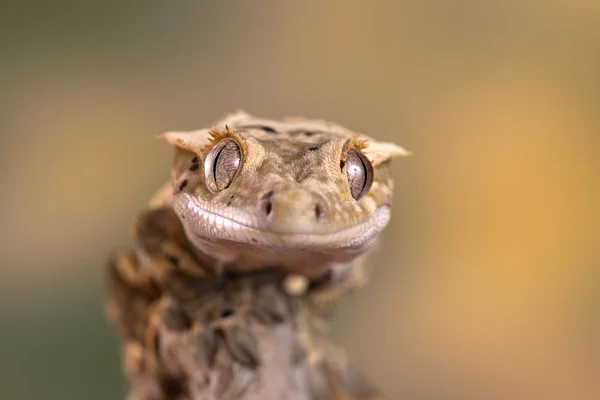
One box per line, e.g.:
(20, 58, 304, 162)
(175, 193, 391, 251)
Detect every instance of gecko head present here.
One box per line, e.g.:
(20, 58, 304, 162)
(159, 111, 409, 270)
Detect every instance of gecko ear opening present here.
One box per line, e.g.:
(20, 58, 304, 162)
(156, 130, 213, 155)
(362, 139, 411, 167)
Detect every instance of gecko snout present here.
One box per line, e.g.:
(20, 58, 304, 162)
(259, 189, 324, 233)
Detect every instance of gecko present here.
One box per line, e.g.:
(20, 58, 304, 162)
(105, 111, 409, 399)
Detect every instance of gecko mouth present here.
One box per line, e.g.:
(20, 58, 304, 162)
(175, 193, 391, 250)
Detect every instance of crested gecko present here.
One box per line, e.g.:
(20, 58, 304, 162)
(105, 111, 408, 399)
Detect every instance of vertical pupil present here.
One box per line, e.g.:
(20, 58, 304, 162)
(211, 140, 241, 191)
(205, 139, 241, 193)
(213, 145, 226, 182)
(347, 149, 371, 200)
(356, 157, 366, 191)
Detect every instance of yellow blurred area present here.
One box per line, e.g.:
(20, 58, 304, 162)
(0, 1, 598, 399)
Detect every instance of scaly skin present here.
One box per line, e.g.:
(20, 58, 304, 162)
(105, 111, 408, 399)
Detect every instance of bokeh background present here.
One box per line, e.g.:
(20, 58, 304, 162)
(1, 1, 599, 399)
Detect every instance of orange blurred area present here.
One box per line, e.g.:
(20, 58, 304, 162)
(1, 1, 598, 399)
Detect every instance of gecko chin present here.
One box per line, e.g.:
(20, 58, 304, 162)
(173, 193, 391, 270)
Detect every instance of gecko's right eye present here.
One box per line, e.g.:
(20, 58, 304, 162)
(345, 148, 374, 201)
(204, 139, 242, 193)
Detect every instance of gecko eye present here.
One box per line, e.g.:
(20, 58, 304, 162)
(345, 148, 373, 200)
(204, 139, 242, 192)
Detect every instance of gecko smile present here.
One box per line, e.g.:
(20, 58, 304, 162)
(177, 193, 392, 250)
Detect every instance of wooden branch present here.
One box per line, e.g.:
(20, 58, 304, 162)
(152, 310, 311, 399)
(107, 256, 382, 400)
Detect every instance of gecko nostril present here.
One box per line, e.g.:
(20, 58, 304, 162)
(315, 204, 323, 220)
(263, 200, 273, 217)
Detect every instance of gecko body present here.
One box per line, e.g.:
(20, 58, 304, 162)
(106, 111, 408, 399)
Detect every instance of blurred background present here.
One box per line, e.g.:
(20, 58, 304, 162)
(1, 1, 599, 399)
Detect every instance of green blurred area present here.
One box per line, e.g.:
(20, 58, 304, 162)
(1, 1, 599, 399)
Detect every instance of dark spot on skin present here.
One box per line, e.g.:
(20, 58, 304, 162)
(241, 125, 277, 133)
(258, 125, 277, 133)
(162, 306, 191, 331)
(166, 254, 179, 266)
(308, 145, 319, 151)
(220, 308, 235, 318)
(160, 375, 187, 398)
(309, 270, 334, 291)
(230, 195, 235, 199)
(251, 238, 258, 243)
(304, 131, 317, 136)
(261, 191, 274, 201)
(226, 201, 232, 207)
(179, 179, 188, 191)
(190, 156, 199, 171)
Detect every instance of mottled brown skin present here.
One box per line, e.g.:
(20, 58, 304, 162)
(105, 112, 407, 399)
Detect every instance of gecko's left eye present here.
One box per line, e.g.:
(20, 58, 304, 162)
(345, 148, 374, 201)
(204, 139, 242, 192)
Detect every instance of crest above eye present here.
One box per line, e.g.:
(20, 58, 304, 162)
(345, 148, 374, 200)
(362, 140, 411, 166)
(204, 139, 242, 193)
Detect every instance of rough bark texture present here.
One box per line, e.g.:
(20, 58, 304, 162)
(147, 271, 313, 400)
(107, 263, 382, 400)
(152, 312, 311, 399)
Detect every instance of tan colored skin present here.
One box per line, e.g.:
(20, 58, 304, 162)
(105, 111, 408, 400)
(157, 111, 408, 275)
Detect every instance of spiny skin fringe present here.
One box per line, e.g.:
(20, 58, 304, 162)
(204, 127, 235, 153)
(349, 135, 370, 152)
(208, 127, 369, 155)
(341, 135, 370, 162)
